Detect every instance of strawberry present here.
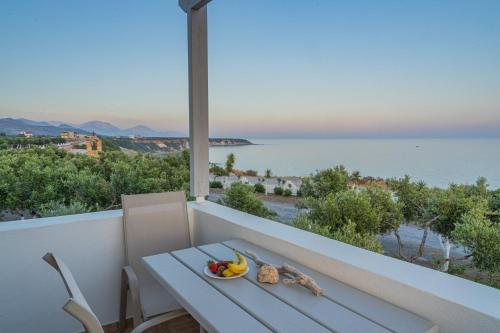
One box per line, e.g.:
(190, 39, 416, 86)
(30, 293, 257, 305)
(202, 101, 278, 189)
(207, 261, 218, 274)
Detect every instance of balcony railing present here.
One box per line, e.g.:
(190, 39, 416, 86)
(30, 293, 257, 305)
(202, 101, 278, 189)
(1, 201, 499, 333)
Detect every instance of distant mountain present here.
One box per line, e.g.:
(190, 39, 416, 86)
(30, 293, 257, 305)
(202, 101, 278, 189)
(0, 118, 89, 136)
(0, 117, 184, 137)
(17, 118, 53, 127)
(78, 121, 124, 136)
(78, 121, 183, 137)
(48, 120, 78, 127)
(124, 125, 183, 137)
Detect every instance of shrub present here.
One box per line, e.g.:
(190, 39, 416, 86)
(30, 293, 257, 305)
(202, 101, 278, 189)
(218, 183, 276, 218)
(38, 200, 91, 218)
(245, 169, 258, 176)
(283, 189, 292, 197)
(300, 165, 349, 198)
(210, 181, 223, 189)
(294, 215, 383, 253)
(210, 165, 228, 177)
(254, 183, 265, 193)
(302, 188, 401, 235)
(273, 187, 283, 195)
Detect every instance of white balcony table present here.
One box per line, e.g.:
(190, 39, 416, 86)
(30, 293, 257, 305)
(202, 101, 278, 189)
(142, 239, 438, 333)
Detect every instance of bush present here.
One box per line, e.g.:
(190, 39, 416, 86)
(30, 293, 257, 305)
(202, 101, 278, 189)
(294, 215, 383, 253)
(283, 189, 292, 197)
(38, 200, 91, 218)
(218, 183, 276, 218)
(254, 183, 265, 193)
(210, 165, 228, 177)
(300, 165, 349, 198)
(210, 181, 223, 189)
(273, 187, 283, 195)
(452, 208, 500, 279)
(245, 169, 258, 176)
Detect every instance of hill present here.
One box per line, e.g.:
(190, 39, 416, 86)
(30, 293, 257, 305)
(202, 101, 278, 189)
(108, 137, 253, 154)
(0, 117, 183, 137)
(0, 118, 90, 136)
(78, 121, 183, 137)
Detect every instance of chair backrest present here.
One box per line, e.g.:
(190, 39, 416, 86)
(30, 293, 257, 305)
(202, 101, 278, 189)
(43, 253, 104, 333)
(122, 191, 191, 289)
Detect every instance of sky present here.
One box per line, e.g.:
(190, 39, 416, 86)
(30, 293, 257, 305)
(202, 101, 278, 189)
(1, 0, 499, 138)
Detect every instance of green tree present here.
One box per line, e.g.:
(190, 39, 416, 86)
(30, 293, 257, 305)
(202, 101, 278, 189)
(302, 186, 401, 235)
(430, 183, 488, 271)
(265, 169, 272, 178)
(225, 153, 235, 174)
(210, 164, 228, 177)
(350, 170, 361, 183)
(101, 137, 121, 152)
(389, 176, 489, 268)
(452, 208, 500, 284)
(218, 182, 276, 219)
(294, 215, 384, 253)
(489, 189, 500, 212)
(295, 165, 403, 254)
(300, 165, 349, 198)
(245, 169, 258, 176)
(0, 146, 190, 219)
(388, 175, 430, 221)
(387, 176, 437, 262)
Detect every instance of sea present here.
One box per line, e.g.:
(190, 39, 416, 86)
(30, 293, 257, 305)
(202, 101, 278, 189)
(209, 138, 500, 189)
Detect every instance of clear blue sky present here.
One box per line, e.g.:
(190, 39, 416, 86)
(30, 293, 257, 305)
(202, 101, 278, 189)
(1, 0, 499, 138)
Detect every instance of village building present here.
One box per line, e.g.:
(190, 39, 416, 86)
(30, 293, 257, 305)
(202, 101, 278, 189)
(85, 132, 103, 158)
(60, 131, 77, 139)
(209, 174, 302, 196)
(19, 131, 33, 138)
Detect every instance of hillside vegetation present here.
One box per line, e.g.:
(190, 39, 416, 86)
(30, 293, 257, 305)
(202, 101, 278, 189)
(0, 147, 190, 218)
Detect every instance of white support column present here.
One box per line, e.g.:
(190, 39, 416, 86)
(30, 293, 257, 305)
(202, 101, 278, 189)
(180, 0, 211, 201)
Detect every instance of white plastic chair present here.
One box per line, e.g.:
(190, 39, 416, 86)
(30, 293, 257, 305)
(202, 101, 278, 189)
(43, 252, 186, 333)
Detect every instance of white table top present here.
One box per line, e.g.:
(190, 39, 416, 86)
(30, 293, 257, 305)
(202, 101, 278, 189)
(142, 239, 437, 333)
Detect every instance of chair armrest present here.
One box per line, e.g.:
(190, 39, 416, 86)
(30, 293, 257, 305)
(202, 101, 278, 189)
(123, 265, 143, 325)
(130, 309, 188, 333)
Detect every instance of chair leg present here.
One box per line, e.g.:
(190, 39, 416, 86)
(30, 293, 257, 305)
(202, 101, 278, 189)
(118, 269, 129, 332)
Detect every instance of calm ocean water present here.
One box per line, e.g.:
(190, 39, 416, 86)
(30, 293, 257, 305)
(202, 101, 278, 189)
(209, 138, 500, 189)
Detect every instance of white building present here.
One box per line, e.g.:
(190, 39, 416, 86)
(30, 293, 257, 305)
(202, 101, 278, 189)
(209, 174, 302, 195)
(19, 131, 33, 138)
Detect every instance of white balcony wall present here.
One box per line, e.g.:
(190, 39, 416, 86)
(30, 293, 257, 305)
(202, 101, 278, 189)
(1, 201, 499, 333)
(0, 210, 125, 333)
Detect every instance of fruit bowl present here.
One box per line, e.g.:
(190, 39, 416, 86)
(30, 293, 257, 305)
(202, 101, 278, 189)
(203, 265, 249, 279)
(204, 252, 249, 279)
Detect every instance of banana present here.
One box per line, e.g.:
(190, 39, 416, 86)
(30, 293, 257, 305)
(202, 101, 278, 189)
(223, 269, 235, 277)
(228, 252, 247, 274)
